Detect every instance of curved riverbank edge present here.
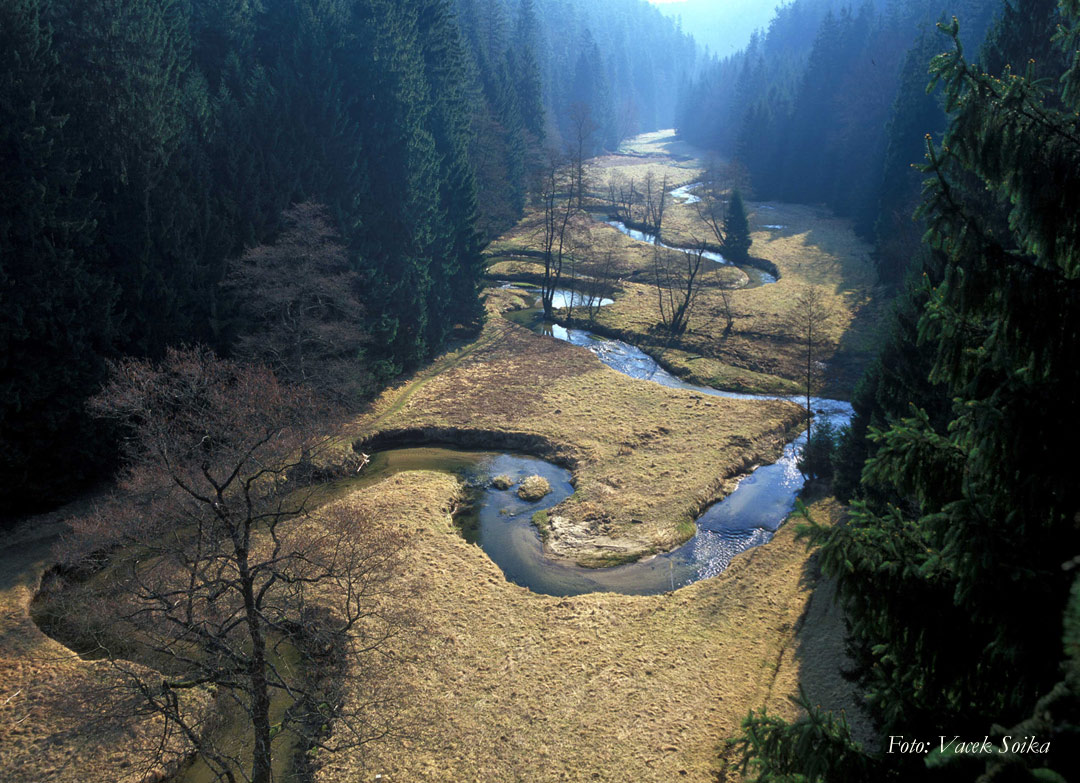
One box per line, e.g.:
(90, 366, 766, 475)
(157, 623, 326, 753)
(352, 391, 804, 569)
(598, 212, 782, 281)
(351, 417, 804, 569)
(354, 428, 575, 472)
(315, 477, 867, 782)
(548, 315, 806, 398)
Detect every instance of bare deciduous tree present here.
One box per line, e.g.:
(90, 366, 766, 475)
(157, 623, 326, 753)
(568, 102, 597, 209)
(695, 188, 728, 252)
(45, 349, 419, 783)
(561, 224, 618, 324)
(607, 169, 625, 218)
(652, 240, 711, 337)
(715, 275, 736, 339)
(536, 153, 579, 319)
(223, 202, 371, 407)
(560, 220, 595, 323)
(642, 171, 668, 234)
(605, 169, 640, 225)
(582, 234, 620, 322)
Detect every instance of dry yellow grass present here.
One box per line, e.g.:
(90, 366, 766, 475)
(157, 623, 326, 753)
(313, 474, 863, 783)
(0, 511, 206, 783)
(585, 200, 883, 399)
(349, 298, 803, 566)
(2, 128, 875, 783)
(1, 481, 865, 783)
(490, 129, 887, 399)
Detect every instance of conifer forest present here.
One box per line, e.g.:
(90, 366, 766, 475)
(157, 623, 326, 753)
(1, 1, 1078, 782)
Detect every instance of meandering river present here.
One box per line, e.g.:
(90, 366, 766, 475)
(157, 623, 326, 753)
(342, 288, 851, 597)
(604, 218, 778, 287)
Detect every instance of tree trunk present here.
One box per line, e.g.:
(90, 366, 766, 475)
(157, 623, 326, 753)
(236, 544, 274, 783)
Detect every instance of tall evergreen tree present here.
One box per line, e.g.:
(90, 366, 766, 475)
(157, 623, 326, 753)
(509, 0, 545, 142)
(415, 0, 485, 338)
(345, 0, 443, 371)
(873, 24, 948, 289)
(569, 29, 614, 155)
(48, 0, 211, 356)
(722, 189, 752, 261)
(0, 0, 114, 511)
(739, 5, 1080, 780)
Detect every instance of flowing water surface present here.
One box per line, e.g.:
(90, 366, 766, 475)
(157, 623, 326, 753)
(346, 287, 852, 597)
(603, 219, 778, 287)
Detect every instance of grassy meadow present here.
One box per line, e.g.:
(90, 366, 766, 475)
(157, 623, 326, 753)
(348, 287, 803, 566)
(486, 130, 886, 399)
(2, 129, 881, 783)
(315, 475, 864, 783)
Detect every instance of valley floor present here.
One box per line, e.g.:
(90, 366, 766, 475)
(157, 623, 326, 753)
(0, 130, 879, 782)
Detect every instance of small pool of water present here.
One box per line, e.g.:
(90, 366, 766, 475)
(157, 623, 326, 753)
(548, 289, 615, 309)
(319, 443, 819, 597)
(322, 315, 851, 598)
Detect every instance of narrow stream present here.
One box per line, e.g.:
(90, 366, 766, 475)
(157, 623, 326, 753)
(339, 287, 851, 597)
(670, 182, 701, 204)
(604, 219, 778, 287)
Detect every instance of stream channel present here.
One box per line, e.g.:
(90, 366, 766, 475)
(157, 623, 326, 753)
(605, 180, 778, 287)
(337, 276, 851, 598)
(34, 183, 846, 783)
(603, 219, 777, 288)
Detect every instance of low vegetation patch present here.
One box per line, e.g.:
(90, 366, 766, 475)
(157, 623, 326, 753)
(485, 130, 885, 401)
(312, 473, 865, 783)
(351, 302, 802, 566)
(517, 474, 552, 501)
(0, 516, 209, 783)
(492, 474, 514, 490)
(531, 508, 551, 540)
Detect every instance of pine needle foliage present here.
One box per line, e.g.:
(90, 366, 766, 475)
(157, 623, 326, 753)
(736, 2, 1080, 779)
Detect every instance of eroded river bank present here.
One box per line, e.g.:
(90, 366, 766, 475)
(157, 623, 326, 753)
(10, 130, 875, 783)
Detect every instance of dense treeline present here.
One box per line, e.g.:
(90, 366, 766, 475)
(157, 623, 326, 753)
(0, 0, 698, 515)
(454, 0, 698, 234)
(736, 1, 1080, 780)
(1, 0, 483, 512)
(677, 0, 1000, 288)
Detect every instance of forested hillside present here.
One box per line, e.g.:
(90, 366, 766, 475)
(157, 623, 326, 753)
(677, 0, 1000, 288)
(730, 1, 1080, 780)
(0, 0, 697, 515)
(455, 0, 697, 234)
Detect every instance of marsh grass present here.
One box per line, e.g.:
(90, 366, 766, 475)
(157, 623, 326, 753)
(502, 131, 891, 401)
(0, 517, 211, 783)
(349, 306, 802, 565)
(312, 473, 866, 783)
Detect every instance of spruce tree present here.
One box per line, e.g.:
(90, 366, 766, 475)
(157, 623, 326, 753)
(0, 0, 114, 511)
(722, 189, 752, 261)
(510, 0, 545, 142)
(49, 0, 209, 357)
(345, 0, 442, 371)
(415, 0, 485, 339)
(873, 25, 948, 290)
(741, 3, 1080, 779)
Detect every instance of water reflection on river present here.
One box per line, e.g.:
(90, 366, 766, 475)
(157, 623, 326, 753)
(348, 293, 851, 596)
